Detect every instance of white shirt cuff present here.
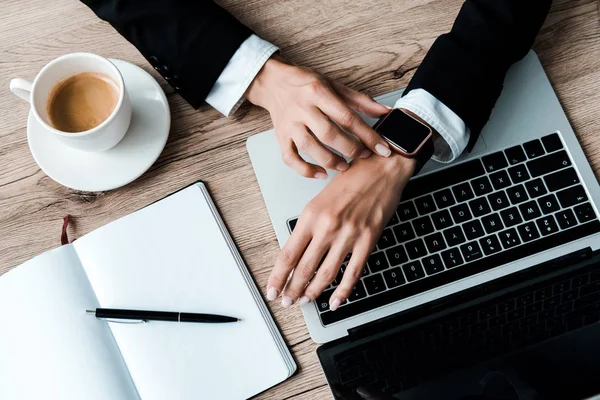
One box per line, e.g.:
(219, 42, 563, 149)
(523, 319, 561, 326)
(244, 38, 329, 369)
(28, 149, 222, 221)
(205, 34, 279, 116)
(393, 88, 470, 163)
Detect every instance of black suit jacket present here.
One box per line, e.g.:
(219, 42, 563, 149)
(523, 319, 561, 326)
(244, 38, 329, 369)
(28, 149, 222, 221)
(81, 0, 252, 109)
(404, 0, 552, 150)
(83, 0, 552, 149)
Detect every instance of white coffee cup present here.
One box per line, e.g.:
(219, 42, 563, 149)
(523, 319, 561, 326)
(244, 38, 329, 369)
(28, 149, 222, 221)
(10, 52, 132, 152)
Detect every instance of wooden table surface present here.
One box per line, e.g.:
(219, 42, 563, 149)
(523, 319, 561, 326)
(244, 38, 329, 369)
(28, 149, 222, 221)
(1, 0, 600, 398)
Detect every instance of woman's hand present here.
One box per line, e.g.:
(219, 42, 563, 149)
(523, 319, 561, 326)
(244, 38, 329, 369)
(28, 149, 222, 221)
(246, 56, 392, 180)
(266, 153, 416, 309)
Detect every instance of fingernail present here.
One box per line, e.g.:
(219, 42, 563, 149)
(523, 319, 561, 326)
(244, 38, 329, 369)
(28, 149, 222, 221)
(281, 296, 293, 308)
(330, 298, 342, 311)
(314, 172, 328, 180)
(266, 287, 279, 301)
(385, 105, 393, 110)
(375, 143, 392, 157)
(358, 149, 371, 159)
(297, 296, 311, 306)
(336, 162, 349, 172)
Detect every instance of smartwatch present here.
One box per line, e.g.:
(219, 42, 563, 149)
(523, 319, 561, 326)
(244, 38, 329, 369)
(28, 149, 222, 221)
(373, 108, 434, 175)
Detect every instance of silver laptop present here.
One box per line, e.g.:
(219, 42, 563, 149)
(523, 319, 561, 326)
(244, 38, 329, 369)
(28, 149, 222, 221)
(247, 51, 600, 344)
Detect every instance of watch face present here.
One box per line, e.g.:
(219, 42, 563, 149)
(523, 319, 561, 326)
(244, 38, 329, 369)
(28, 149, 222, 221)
(374, 109, 431, 154)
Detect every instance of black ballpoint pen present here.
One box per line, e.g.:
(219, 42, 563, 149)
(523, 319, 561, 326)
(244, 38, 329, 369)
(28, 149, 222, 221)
(86, 308, 241, 324)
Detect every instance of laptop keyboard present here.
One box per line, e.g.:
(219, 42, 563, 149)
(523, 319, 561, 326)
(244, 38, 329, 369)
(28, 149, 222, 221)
(330, 264, 600, 395)
(287, 133, 600, 325)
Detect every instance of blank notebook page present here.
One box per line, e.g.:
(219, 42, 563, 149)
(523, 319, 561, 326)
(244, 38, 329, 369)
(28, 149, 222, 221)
(73, 185, 289, 400)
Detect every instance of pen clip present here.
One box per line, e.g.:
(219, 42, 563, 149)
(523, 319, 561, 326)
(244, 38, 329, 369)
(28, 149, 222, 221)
(102, 318, 148, 324)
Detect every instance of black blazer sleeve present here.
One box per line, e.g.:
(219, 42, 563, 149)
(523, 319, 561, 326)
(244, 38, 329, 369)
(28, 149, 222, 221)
(404, 0, 552, 151)
(81, 0, 253, 109)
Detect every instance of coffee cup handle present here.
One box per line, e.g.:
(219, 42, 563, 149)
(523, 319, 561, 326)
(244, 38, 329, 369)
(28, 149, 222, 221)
(10, 78, 33, 103)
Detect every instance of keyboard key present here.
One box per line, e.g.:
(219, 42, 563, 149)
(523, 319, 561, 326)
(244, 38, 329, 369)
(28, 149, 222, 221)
(469, 197, 492, 218)
(424, 232, 447, 253)
(288, 218, 298, 232)
(482, 152, 508, 172)
(519, 200, 542, 221)
(431, 209, 453, 230)
(490, 170, 511, 190)
(574, 203, 596, 223)
(527, 151, 572, 178)
(488, 191, 510, 211)
(498, 228, 521, 249)
(398, 201, 418, 221)
(402, 159, 485, 200)
(450, 203, 473, 224)
(406, 238, 427, 259)
(499, 299, 515, 313)
(535, 287, 552, 302)
(385, 245, 408, 266)
(556, 209, 578, 230)
(500, 207, 523, 227)
(386, 212, 400, 228)
(517, 292, 534, 307)
(544, 168, 579, 192)
(423, 254, 445, 275)
(414, 194, 437, 215)
(538, 194, 560, 215)
(452, 182, 475, 202)
(364, 274, 386, 295)
(433, 189, 456, 209)
(317, 290, 334, 312)
(481, 213, 504, 234)
(541, 133, 563, 153)
(508, 164, 530, 184)
(525, 178, 547, 198)
(506, 184, 529, 204)
(402, 261, 425, 282)
(464, 219, 485, 240)
(413, 216, 434, 236)
(460, 241, 483, 262)
(523, 139, 545, 159)
(443, 226, 467, 247)
(383, 268, 406, 288)
(517, 222, 540, 242)
(377, 228, 397, 250)
(393, 222, 415, 243)
(479, 234, 502, 255)
(368, 252, 389, 272)
(557, 185, 588, 208)
(441, 248, 464, 268)
(472, 176, 494, 197)
(536, 215, 559, 236)
(504, 145, 527, 165)
(348, 281, 367, 302)
(553, 280, 571, 296)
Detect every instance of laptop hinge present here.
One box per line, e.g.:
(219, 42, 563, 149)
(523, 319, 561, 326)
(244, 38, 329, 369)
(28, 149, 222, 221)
(347, 247, 594, 341)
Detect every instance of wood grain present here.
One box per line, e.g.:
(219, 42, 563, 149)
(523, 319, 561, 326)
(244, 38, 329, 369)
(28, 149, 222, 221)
(1, 0, 599, 398)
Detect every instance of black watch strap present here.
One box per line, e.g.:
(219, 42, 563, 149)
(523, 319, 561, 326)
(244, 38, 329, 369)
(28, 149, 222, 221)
(412, 136, 435, 176)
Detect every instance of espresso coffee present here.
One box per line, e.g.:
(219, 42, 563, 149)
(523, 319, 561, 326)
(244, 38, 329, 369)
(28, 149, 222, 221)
(46, 72, 119, 133)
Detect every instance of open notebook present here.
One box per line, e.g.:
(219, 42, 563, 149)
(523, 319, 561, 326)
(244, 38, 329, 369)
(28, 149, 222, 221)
(0, 182, 296, 400)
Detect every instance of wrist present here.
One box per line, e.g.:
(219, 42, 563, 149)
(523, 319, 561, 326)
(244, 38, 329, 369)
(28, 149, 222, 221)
(245, 54, 287, 109)
(353, 152, 416, 184)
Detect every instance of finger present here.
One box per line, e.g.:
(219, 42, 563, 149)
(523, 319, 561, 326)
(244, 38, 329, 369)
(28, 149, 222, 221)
(278, 134, 328, 180)
(267, 220, 313, 301)
(330, 80, 391, 118)
(316, 89, 392, 158)
(281, 237, 329, 307)
(299, 240, 351, 305)
(329, 236, 373, 310)
(293, 125, 347, 172)
(307, 108, 371, 161)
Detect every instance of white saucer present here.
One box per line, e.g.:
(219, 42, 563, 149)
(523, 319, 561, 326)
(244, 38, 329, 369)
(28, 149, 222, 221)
(28, 59, 170, 191)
